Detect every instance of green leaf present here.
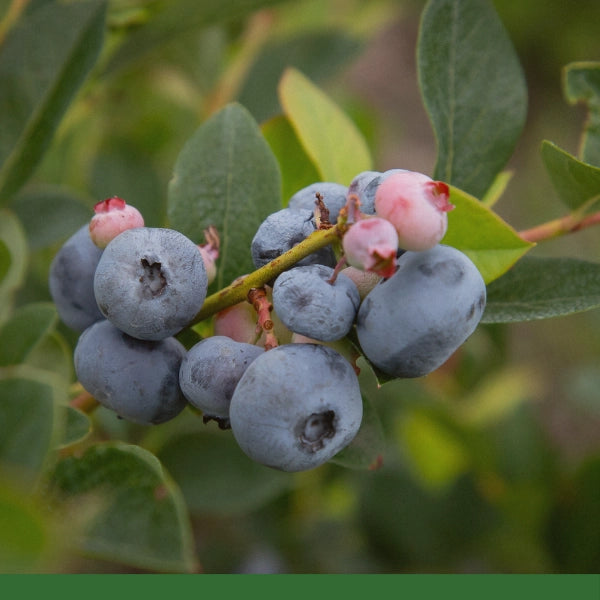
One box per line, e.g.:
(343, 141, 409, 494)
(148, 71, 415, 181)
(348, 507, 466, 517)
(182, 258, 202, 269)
(398, 410, 470, 490)
(442, 185, 533, 284)
(103, 0, 289, 75)
(417, 0, 527, 199)
(541, 141, 600, 212)
(0, 369, 58, 483)
(453, 366, 541, 427)
(0, 210, 28, 322)
(50, 442, 198, 573)
(330, 357, 385, 470)
(262, 115, 321, 206)
(278, 67, 373, 185)
(57, 407, 92, 450)
(564, 61, 600, 166)
(167, 103, 281, 290)
(10, 185, 91, 250)
(546, 457, 600, 572)
(0, 239, 10, 285)
(238, 30, 363, 124)
(25, 330, 73, 383)
(329, 395, 385, 471)
(0, 302, 57, 367)
(0, 481, 55, 573)
(157, 430, 292, 516)
(481, 170, 514, 208)
(0, 0, 107, 203)
(482, 256, 600, 323)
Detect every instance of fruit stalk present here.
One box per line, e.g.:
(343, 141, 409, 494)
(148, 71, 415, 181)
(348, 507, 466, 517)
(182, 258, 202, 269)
(193, 223, 343, 323)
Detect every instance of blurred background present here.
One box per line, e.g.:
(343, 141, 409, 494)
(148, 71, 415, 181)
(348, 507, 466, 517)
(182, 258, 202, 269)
(7, 0, 600, 573)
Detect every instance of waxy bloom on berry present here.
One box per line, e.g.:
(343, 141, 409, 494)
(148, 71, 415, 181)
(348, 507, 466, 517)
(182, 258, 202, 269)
(89, 196, 144, 248)
(374, 171, 454, 251)
(342, 216, 399, 279)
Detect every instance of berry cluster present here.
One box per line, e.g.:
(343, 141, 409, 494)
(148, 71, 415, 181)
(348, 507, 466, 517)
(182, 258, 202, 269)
(49, 168, 487, 473)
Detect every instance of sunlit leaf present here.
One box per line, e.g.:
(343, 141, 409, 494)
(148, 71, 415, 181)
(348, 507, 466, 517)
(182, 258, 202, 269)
(279, 67, 372, 185)
(442, 185, 533, 284)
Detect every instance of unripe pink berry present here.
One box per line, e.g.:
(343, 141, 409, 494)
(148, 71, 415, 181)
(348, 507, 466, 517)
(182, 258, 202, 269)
(89, 196, 145, 248)
(340, 266, 382, 300)
(342, 216, 399, 279)
(374, 171, 454, 251)
(213, 287, 293, 348)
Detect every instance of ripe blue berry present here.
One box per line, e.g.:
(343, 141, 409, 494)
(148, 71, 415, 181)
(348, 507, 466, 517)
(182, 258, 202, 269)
(229, 343, 363, 472)
(272, 264, 360, 342)
(356, 244, 486, 378)
(288, 182, 348, 223)
(179, 336, 264, 426)
(93, 227, 208, 340)
(250, 208, 336, 270)
(74, 319, 188, 425)
(48, 224, 104, 332)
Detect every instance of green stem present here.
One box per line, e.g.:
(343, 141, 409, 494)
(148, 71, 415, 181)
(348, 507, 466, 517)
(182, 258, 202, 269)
(193, 223, 343, 323)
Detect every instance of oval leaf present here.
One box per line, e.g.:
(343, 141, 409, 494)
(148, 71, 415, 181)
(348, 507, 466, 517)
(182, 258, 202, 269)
(167, 103, 281, 290)
(442, 185, 533, 284)
(541, 140, 600, 212)
(278, 67, 373, 185)
(0, 302, 57, 367)
(239, 30, 363, 124)
(50, 442, 198, 573)
(262, 115, 321, 206)
(157, 430, 293, 516)
(417, 0, 527, 199)
(0, 372, 57, 483)
(482, 256, 600, 323)
(329, 395, 385, 471)
(0, 210, 28, 323)
(564, 61, 600, 166)
(10, 185, 92, 250)
(0, 481, 56, 573)
(0, 0, 107, 203)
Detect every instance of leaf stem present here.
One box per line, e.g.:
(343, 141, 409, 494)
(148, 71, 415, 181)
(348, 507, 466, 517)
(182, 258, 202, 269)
(192, 223, 343, 323)
(519, 209, 600, 243)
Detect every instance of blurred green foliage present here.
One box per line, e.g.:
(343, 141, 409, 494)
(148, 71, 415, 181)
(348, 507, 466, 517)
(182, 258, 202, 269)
(0, 0, 599, 574)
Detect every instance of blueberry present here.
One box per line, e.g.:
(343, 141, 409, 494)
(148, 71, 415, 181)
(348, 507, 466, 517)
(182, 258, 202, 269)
(288, 182, 348, 223)
(229, 343, 363, 472)
(93, 227, 208, 340)
(272, 264, 360, 342)
(48, 224, 104, 332)
(250, 208, 336, 270)
(74, 319, 188, 425)
(356, 244, 486, 378)
(348, 169, 407, 215)
(179, 335, 264, 426)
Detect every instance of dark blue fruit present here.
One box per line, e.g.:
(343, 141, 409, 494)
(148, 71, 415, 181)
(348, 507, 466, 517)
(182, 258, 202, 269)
(74, 319, 188, 425)
(356, 244, 486, 378)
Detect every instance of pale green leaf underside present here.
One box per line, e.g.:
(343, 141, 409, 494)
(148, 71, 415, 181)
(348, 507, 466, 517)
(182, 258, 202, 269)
(278, 67, 373, 186)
